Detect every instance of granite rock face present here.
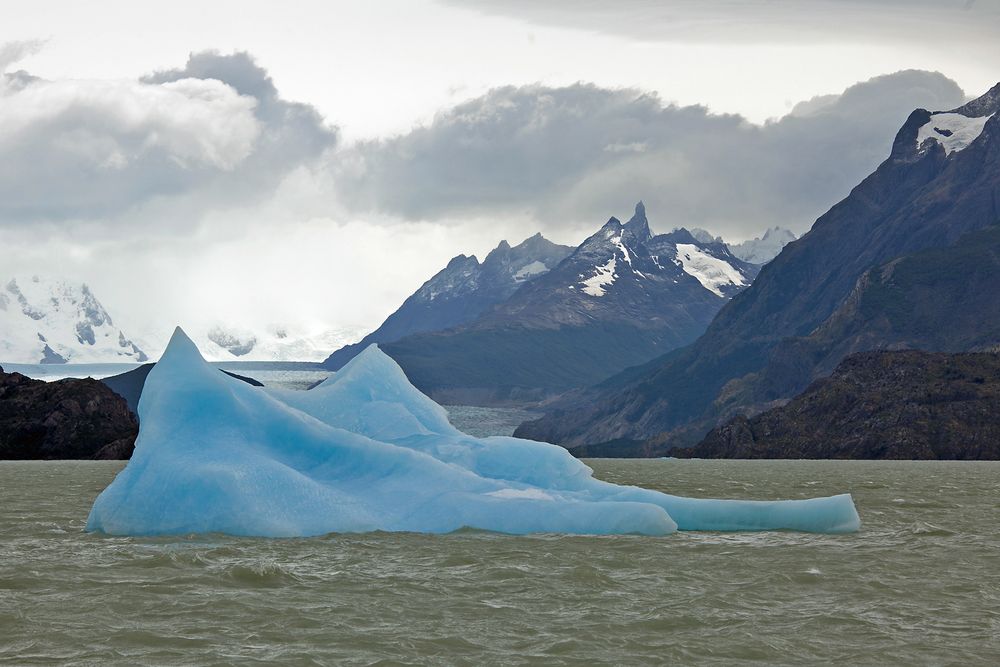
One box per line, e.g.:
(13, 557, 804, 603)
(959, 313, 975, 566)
(0, 366, 138, 459)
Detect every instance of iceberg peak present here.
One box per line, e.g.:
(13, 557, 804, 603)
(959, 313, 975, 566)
(306, 343, 456, 440)
(161, 326, 203, 362)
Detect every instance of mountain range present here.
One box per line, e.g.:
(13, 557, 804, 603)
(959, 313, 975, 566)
(326, 202, 760, 403)
(516, 82, 1000, 453)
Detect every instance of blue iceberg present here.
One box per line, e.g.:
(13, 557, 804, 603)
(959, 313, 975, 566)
(86, 328, 861, 537)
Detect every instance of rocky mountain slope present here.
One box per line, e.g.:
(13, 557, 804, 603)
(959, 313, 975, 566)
(702, 223, 1000, 424)
(517, 82, 1000, 450)
(680, 350, 1000, 460)
(0, 366, 138, 459)
(381, 202, 758, 402)
(324, 233, 573, 371)
(0, 277, 148, 364)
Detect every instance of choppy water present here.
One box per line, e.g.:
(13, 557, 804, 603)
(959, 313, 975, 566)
(445, 405, 542, 438)
(1, 460, 998, 666)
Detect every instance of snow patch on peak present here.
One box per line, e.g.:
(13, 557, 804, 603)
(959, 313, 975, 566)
(581, 257, 617, 297)
(514, 260, 548, 282)
(673, 244, 746, 297)
(916, 112, 993, 155)
(613, 236, 633, 267)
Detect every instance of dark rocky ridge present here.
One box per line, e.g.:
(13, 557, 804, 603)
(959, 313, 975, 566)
(679, 350, 1000, 460)
(517, 82, 1000, 449)
(0, 365, 138, 460)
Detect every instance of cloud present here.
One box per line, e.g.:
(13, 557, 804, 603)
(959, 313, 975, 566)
(445, 0, 1000, 47)
(0, 39, 44, 72)
(334, 69, 966, 238)
(0, 49, 337, 227)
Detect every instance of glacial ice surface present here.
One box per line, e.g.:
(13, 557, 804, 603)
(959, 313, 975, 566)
(86, 328, 861, 537)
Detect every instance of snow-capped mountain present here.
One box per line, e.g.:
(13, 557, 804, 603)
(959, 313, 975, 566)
(476, 201, 758, 327)
(0, 276, 148, 364)
(727, 227, 797, 264)
(374, 202, 759, 401)
(324, 233, 573, 370)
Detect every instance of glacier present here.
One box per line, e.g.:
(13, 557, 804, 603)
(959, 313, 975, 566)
(86, 328, 861, 537)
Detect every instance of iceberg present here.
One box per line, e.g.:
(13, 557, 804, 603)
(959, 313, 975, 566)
(86, 328, 861, 537)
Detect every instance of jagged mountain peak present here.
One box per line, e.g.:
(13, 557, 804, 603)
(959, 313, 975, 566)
(445, 253, 479, 269)
(662, 228, 700, 245)
(599, 216, 623, 232)
(623, 201, 651, 242)
(951, 81, 1000, 118)
(515, 231, 557, 250)
(483, 232, 567, 265)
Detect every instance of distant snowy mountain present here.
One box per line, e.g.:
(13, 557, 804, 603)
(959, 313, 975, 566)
(324, 232, 573, 370)
(135, 324, 367, 363)
(0, 276, 148, 364)
(688, 228, 724, 245)
(727, 227, 797, 264)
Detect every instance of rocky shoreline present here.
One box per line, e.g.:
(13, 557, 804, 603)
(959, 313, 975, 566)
(0, 366, 137, 460)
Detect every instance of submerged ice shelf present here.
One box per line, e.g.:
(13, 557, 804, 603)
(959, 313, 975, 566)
(87, 328, 861, 537)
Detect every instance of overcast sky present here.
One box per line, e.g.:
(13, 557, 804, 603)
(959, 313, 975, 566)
(1, 0, 997, 339)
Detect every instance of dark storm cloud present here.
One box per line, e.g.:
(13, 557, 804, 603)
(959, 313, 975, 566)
(0, 50, 337, 225)
(335, 70, 966, 237)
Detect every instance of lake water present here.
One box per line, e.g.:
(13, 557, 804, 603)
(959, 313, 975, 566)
(444, 405, 543, 438)
(1, 460, 998, 665)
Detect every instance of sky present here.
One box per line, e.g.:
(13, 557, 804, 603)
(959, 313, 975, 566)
(1, 0, 997, 340)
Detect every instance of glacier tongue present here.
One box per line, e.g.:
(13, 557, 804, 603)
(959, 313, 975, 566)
(87, 328, 861, 537)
